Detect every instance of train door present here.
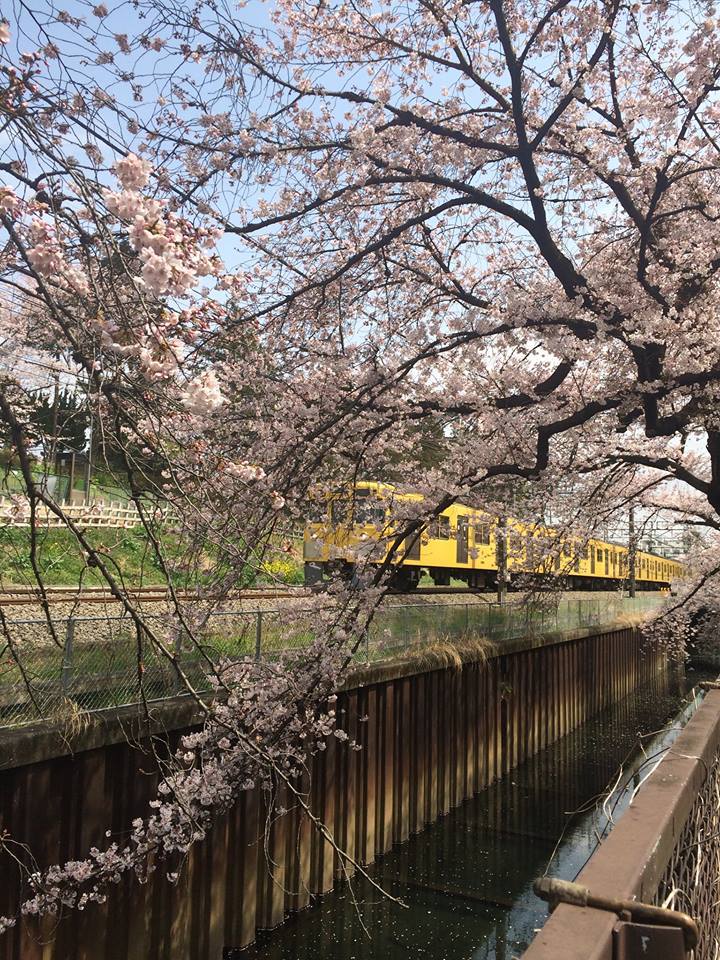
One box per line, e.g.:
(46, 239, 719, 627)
(605, 550, 609, 576)
(403, 531, 421, 561)
(456, 515, 469, 564)
(590, 545, 596, 574)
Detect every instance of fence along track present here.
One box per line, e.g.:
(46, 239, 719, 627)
(0, 595, 663, 729)
(522, 687, 720, 960)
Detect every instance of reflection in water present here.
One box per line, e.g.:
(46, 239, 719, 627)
(235, 665, 710, 960)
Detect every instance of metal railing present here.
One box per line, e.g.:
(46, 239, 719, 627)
(0, 594, 664, 730)
(523, 686, 720, 960)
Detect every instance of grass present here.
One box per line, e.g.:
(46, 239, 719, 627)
(396, 634, 493, 671)
(0, 527, 168, 587)
(0, 527, 305, 588)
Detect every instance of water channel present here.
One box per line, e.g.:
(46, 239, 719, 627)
(235, 664, 713, 960)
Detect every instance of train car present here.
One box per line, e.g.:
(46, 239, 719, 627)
(303, 481, 684, 591)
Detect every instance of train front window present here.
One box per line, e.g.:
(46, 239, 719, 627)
(331, 499, 352, 525)
(354, 497, 385, 525)
(331, 494, 385, 526)
(306, 499, 329, 523)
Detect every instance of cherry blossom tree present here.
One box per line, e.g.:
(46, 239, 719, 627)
(2, 0, 720, 932)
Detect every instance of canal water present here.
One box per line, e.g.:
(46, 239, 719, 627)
(236, 665, 712, 960)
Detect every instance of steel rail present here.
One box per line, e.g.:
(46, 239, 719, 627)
(0, 586, 310, 606)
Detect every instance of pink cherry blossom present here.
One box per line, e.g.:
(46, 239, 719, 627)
(2, 0, 720, 936)
(113, 153, 152, 191)
(179, 369, 225, 414)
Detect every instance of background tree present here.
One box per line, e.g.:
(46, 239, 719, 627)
(29, 387, 89, 458)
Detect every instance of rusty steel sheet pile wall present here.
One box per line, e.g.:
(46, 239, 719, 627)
(522, 687, 720, 960)
(0, 626, 667, 960)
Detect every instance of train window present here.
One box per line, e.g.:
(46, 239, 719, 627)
(475, 522, 490, 545)
(429, 515, 451, 539)
(597, 548, 603, 562)
(331, 499, 352, 525)
(306, 499, 328, 523)
(583, 544, 589, 560)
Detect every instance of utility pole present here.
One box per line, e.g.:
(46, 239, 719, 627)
(628, 505, 637, 598)
(646, 519, 655, 556)
(496, 515, 507, 604)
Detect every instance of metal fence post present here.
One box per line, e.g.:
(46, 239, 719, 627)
(255, 610, 263, 661)
(61, 617, 75, 697)
(174, 627, 183, 659)
(173, 626, 185, 693)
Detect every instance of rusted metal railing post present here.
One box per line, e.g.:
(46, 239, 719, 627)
(533, 877, 698, 955)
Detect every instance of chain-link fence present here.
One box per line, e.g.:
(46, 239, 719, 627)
(367, 593, 663, 659)
(653, 739, 720, 960)
(0, 593, 664, 729)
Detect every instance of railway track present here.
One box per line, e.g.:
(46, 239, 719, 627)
(0, 583, 492, 607)
(0, 585, 310, 606)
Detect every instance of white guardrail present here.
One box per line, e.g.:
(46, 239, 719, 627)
(0, 496, 145, 529)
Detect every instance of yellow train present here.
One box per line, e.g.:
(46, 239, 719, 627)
(303, 481, 684, 591)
